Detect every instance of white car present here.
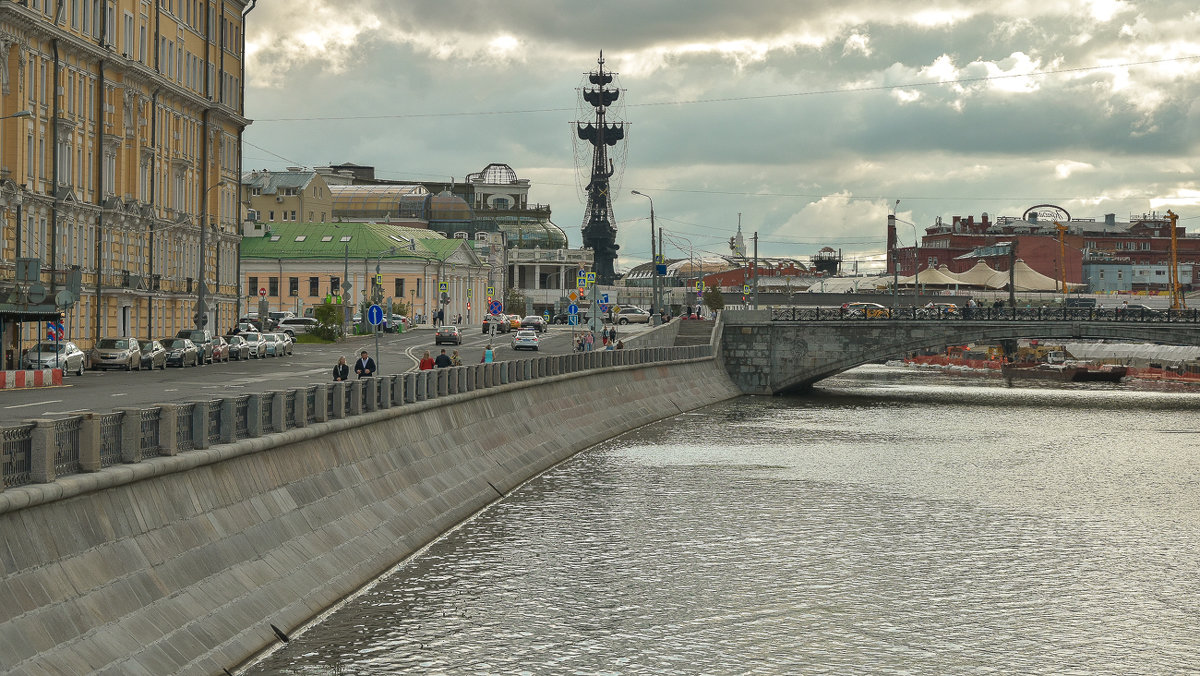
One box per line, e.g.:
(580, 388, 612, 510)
(511, 329, 540, 351)
(278, 317, 317, 336)
(615, 307, 651, 324)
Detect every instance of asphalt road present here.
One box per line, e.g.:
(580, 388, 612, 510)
(0, 323, 647, 424)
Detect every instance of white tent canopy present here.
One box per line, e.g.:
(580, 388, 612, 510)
(895, 266, 962, 287)
(953, 261, 999, 287)
(983, 260, 1083, 291)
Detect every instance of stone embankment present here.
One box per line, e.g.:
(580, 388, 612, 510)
(0, 345, 740, 675)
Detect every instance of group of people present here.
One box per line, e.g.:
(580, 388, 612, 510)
(332, 350, 377, 381)
(574, 328, 623, 352)
(417, 348, 464, 370)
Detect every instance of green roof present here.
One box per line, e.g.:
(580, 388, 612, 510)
(240, 222, 457, 262)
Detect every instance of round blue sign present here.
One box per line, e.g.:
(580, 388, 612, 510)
(367, 304, 384, 325)
(567, 304, 579, 315)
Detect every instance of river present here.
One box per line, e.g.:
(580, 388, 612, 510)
(246, 365, 1200, 675)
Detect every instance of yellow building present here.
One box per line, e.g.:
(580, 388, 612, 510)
(242, 167, 334, 225)
(0, 0, 252, 367)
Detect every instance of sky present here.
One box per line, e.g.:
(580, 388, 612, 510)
(242, 0, 1200, 273)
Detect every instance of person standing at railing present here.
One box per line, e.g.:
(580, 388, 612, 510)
(355, 350, 376, 378)
(418, 351, 434, 370)
(482, 345, 495, 363)
(332, 356, 349, 382)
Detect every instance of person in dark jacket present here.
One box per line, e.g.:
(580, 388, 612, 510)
(333, 356, 349, 381)
(434, 348, 453, 368)
(354, 350, 376, 378)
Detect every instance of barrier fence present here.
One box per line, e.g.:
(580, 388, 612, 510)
(771, 306, 1200, 322)
(0, 345, 712, 490)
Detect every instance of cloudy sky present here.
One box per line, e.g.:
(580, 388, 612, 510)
(242, 0, 1200, 273)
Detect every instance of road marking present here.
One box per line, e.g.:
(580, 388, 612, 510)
(4, 399, 63, 409)
(111, 392, 127, 397)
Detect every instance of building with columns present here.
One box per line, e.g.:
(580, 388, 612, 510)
(0, 0, 251, 367)
(239, 221, 489, 328)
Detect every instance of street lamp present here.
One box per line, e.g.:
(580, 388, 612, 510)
(0, 110, 32, 121)
(195, 179, 228, 329)
(631, 190, 660, 325)
(896, 216, 920, 303)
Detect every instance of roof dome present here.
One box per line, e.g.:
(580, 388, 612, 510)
(496, 216, 569, 249)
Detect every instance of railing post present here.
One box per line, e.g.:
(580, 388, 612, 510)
(294, 387, 310, 425)
(220, 398, 237, 442)
(30, 419, 56, 483)
(192, 401, 210, 450)
(158, 403, 180, 456)
(345, 381, 363, 416)
(404, 373, 417, 402)
(312, 384, 329, 422)
(447, 367, 459, 394)
(246, 394, 265, 434)
(363, 378, 378, 412)
(466, 365, 477, 391)
(78, 413, 101, 472)
(499, 362, 509, 385)
(379, 376, 392, 409)
(426, 370, 437, 399)
(116, 408, 144, 462)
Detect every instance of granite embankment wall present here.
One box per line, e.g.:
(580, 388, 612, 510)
(0, 356, 741, 675)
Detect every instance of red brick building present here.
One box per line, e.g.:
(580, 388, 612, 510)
(888, 210, 1199, 289)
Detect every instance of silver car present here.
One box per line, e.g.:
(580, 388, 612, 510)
(259, 333, 279, 357)
(273, 332, 294, 356)
(90, 337, 143, 371)
(22, 341, 87, 375)
(240, 332, 265, 358)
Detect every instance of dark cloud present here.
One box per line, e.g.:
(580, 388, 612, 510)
(244, 1, 1200, 268)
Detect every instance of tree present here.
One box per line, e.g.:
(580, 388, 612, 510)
(311, 303, 343, 341)
(703, 287, 725, 313)
(503, 287, 528, 316)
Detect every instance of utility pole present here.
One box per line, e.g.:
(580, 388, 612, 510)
(659, 226, 664, 315)
(1008, 239, 1017, 308)
(1168, 210, 1184, 309)
(343, 244, 351, 336)
(752, 231, 759, 310)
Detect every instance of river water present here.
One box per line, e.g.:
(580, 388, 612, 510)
(247, 366, 1200, 675)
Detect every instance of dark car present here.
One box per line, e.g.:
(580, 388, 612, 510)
(138, 340, 168, 370)
(211, 336, 231, 363)
(224, 335, 251, 360)
(482, 314, 510, 334)
(163, 338, 200, 367)
(1121, 303, 1166, 318)
(436, 326, 463, 345)
(176, 329, 215, 364)
(521, 315, 547, 332)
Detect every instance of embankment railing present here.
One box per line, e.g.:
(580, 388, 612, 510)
(0, 345, 712, 490)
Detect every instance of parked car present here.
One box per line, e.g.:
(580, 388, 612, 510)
(273, 332, 294, 356)
(278, 316, 317, 336)
(21, 341, 87, 375)
(521, 315, 547, 332)
(90, 337, 143, 371)
(511, 329, 540, 351)
(224, 335, 251, 361)
(615, 307, 651, 324)
(240, 332, 266, 358)
(482, 314, 511, 334)
(162, 338, 200, 367)
(211, 336, 231, 363)
(176, 329, 215, 364)
(138, 339, 168, 370)
(435, 326, 462, 345)
(259, 333, 279, 357)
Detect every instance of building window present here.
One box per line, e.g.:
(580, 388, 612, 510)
(288, 277, 298, 296)
(395, 278, 404, 297)
(330, 276, 340, 295)
(248, 276, 258, 294)
(416, 278, 422, 298)
(268, 277, 279, 297)
(308, 276, 319, 296)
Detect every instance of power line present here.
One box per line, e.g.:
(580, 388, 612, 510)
(250, 55, 1200, 122)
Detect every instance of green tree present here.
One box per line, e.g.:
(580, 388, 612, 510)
(311, 303, 344, 341)
(703, 287, 725, 313)
(503, 287, 528, 315)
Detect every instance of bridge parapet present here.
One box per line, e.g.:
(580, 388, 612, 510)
(719, 309, 1200, 395)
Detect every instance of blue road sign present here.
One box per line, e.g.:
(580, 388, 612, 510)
(367, 304, 384, 325)
(568, 315, 579, 326)
(567, 304, 579, 315)
(602, 293, 609, 304)
(599, 304, 609, 313)
(656, 264, 667, 275)
(488, 299, 503, 314)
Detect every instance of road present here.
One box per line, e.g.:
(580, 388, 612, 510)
(0, 322, 648, 424)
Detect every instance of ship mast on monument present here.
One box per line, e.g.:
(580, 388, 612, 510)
(573, 51, 628, 285)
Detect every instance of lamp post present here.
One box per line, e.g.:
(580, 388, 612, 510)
(896, 215, 919, 303)
(3, 111, 32, 258)
(195, 179, 227, 329)
(631, 190, 660, 325)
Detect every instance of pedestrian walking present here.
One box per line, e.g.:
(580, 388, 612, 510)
(418, 351, 434, 370)
(451, 350, 462, 366)
(354, 350, 376, 378)
(434, 349, 452, 368)
(332, 356, 349, 381)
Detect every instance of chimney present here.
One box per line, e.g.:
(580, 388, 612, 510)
(1105, 213, 1116, 225)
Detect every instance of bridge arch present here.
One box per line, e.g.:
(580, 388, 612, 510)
(718, 310, 1200, 395)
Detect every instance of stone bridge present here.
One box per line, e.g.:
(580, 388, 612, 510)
(718, 308, 1200, 394)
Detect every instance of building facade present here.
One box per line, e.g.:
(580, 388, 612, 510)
(888, 209, 1199, 292)
(0, 0, 250, 367)
(239, 221, 489, 327)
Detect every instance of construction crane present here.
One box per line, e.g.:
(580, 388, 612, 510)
(1167, 210, 1186, 310)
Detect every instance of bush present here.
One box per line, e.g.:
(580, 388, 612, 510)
(311, 303, 346, 341)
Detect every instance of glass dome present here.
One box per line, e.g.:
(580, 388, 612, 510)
(494, 216, 568, 249)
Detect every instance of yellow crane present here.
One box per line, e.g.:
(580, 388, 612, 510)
(1167, 210, 1186, 310)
